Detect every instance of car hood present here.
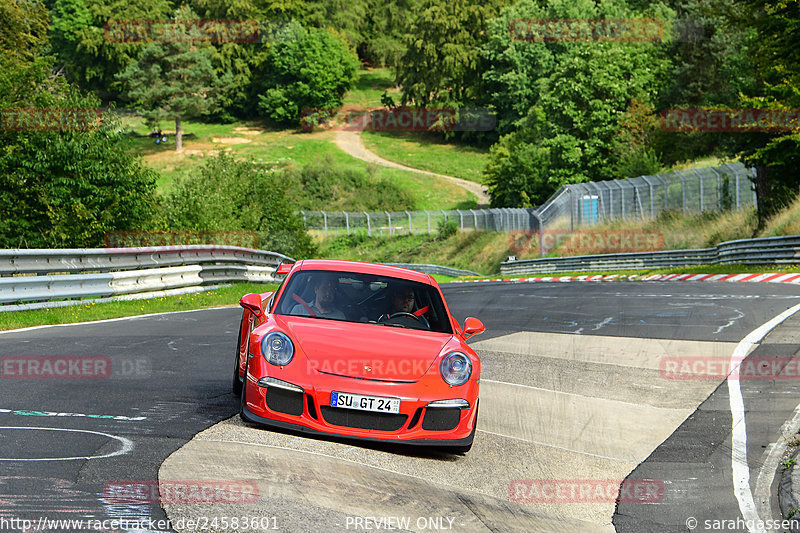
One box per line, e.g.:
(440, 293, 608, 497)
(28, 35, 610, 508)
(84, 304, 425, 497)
(281, 317, 452, 381)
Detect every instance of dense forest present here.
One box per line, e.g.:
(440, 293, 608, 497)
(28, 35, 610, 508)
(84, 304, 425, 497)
(1, 0, 798, 253)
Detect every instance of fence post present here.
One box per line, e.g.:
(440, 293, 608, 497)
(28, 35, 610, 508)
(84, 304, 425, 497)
(405, 210, 412, 234)
(322, 211, 328, 235)
(693, 169, 704, 211)
(470, 209, 478, 229)
(656, 174, 668, 210)
(364, 212, 371, 236)
(425, 210, 431, 234)
(385, 211, 392, 235)
(642, 176, 655, 218)
(569, 188, 574, 231)
(531, 209, 544, 257)
(678, 172, 687, 214)
(457, 210, 464, 230)
(614, 181, 625, 219)
(343, 211, 350, 235)
(710, 166, 722, 211)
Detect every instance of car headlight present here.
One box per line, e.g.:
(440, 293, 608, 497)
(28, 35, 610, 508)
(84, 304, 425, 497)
(440, 351, 472, 386)
(261, 332, 294, 366)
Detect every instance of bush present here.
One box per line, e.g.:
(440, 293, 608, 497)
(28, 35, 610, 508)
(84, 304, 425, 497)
(285, 156, 415, 212)
(161, 153, 316, 258)
(437, 219, 458, 240)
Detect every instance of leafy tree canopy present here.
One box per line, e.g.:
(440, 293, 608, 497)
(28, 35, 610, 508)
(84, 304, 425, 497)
(253, 21, 358, 125)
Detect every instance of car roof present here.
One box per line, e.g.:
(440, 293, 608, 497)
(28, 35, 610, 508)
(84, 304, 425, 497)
(294, 259, 434, 285)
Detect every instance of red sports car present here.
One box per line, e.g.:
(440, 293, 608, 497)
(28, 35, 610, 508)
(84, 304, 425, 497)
(233, 259, 485, 453)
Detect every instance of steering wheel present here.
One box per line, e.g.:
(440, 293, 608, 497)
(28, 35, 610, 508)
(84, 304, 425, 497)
(378, 311, 423, 323)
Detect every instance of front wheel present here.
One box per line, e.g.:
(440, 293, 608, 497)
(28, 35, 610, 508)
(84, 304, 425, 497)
(232, 322, 243, 395)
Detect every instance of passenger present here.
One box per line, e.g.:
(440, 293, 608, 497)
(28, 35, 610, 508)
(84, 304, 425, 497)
(291, 276, 346, 319)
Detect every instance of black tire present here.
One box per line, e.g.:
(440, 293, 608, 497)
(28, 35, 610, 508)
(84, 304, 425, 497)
(232, 322, 244, 396)
(239, 358, 249, 422)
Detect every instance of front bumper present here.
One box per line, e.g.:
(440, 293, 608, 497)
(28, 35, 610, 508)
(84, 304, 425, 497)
(241, 369, 478, 445)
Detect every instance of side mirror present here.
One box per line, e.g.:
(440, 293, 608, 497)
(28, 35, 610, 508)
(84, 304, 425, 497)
(462, 317, 485, 340)
(239, 293, 264, 318)
(276, 263, 293, 275)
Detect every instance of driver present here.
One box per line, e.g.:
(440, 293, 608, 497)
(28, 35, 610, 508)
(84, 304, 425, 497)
(291, 276, 346, 319)
(380, 285, 429, 328)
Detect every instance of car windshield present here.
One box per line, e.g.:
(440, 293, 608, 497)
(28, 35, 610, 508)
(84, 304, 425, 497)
(273, 270, 453, 334)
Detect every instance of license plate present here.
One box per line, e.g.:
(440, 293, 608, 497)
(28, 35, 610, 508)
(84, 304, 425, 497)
(330, 391, 400, 414)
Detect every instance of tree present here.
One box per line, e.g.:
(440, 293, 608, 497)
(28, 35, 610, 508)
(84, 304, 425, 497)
(481, 0, 673, 207)
(48, 0, 172, 100)
(116, 6, 233, 151)
(252, 21, 358, 126)
(395, 0, 509, 108)
(728, 0, 800, 228)
(1, 0, 52, 109)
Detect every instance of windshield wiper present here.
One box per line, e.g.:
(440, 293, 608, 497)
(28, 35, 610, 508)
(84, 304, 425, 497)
(380, 322, 407, 329)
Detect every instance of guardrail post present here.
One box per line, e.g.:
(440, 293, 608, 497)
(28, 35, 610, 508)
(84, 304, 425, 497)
(364, 212, 371, 236)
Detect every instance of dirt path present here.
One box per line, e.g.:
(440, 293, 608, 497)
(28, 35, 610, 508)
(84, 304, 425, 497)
(334, 127, 491, 206)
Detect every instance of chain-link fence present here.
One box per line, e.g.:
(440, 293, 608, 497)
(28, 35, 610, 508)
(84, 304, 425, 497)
(541, 162, 755, 230)
(300, 208, 537, 236)
(302, 163, 755, 235)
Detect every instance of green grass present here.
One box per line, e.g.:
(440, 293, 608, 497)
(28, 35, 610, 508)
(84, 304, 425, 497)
(118, 114, 475, 210)
(0, 283, 277, 332)
(342, 68, 399, 109)
(361, 130, 489, 184)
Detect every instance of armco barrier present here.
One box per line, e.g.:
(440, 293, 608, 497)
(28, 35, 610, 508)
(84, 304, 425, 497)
(0, 245, 293, 307)
(500, 235, 800, 275)
(383, 263, 483, 278)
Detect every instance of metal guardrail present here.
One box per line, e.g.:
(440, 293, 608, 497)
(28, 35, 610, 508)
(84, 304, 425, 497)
(500, 235, 800, 275)
(384, 263, 482, 278)
(0, 245, 293, 307)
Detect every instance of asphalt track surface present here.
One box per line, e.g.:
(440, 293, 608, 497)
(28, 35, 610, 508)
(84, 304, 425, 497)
(2, 281, 800, 532)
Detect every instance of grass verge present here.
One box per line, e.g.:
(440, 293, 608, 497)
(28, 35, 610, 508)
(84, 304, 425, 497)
(0, 283, 277, 332)
(360, 130, 489, 184)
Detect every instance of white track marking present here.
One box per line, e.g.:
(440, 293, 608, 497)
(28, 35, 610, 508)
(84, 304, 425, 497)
(0, 427, 133, 461)
(0, 306, 236, 336)
(728, 302, 800, 532)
